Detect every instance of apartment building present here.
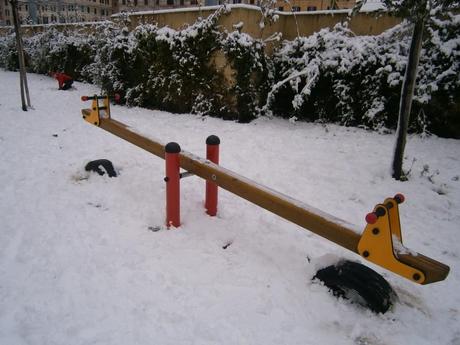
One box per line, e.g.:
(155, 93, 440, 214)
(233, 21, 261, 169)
(2, 0, 113, 25)
(0, 1, 4, 25)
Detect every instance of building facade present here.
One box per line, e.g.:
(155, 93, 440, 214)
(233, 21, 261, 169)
(2, 0, 113, 26)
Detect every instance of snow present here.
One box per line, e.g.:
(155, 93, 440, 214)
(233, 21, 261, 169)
(1, 70, 460, 344)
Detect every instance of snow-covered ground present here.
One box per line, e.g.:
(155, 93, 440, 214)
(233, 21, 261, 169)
(1, 70, 459, 345)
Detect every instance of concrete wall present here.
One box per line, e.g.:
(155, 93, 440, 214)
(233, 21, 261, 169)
(0, 5, 400, 38)
(126, 5, 401, 41)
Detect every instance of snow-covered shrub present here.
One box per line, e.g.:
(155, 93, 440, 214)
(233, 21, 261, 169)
(24, 26, 97, 80)
(0, 32, 19, 71)
(267, 23, 408, 128)
(125, 17, 230, 116)
(222, 30, 272, 122)
(1, 6, 458, 137)
(103, 7, 237, 118)
(267, 14, 460, 137)
(82, 23, 135, 96)
(414, 13, 460, 137)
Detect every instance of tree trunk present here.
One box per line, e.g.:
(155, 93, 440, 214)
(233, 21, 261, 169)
(392, 18, 425, 180)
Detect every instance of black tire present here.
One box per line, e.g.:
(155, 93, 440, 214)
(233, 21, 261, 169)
(85, 159, 117, 177)
(313, 260, 396, 314)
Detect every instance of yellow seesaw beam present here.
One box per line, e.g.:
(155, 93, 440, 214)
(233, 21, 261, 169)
(81, 96, 450, 285)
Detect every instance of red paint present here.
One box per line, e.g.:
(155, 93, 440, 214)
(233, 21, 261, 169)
(394, 193, 405, 204)
(205, 143, 219, 216)
(365, 212, 378, 224)
(165, 151, 180, 227)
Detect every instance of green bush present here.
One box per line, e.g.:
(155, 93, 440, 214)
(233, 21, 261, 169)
(0, 7, 458, 137)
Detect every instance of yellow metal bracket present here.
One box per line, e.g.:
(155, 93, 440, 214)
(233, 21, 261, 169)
(358, 196, 426, 284)
(81, 94, 111, 126)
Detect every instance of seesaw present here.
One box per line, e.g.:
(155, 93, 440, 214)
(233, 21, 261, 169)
(81, 94, 449, 311)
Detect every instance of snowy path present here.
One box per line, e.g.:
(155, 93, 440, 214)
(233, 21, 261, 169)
(1, 70, 459, 345)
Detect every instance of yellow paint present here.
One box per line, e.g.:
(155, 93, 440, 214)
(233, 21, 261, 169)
(385, 197, 402, 241)
(358, 202, 425, 284)
(82, 95, 111, 127)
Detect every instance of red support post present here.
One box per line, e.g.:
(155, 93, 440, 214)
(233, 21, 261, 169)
(165, 142, 181, 227)
(205, 135, 220, 216)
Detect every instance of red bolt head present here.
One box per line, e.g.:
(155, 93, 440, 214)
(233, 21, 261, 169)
(81, 96, 88, 101)
(365, 212, 378, 224)
(394, 193, 405, 204)
(114, 93, 121, 103)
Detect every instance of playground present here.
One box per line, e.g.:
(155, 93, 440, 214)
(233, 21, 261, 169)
(1, 70, 460, 344)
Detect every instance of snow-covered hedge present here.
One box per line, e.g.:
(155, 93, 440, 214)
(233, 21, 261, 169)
(267, 14, 459, 137)
(117, 10, 233, 118)
(0, 9, 458, 136)
(222, 30, 272, 122)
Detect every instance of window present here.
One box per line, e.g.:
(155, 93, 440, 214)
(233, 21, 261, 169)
(5, 9, 10, 16)
(43, 16, 48, 24)
(180, 0, 183, 5)
(144, 0, 148, 5)
(291, 6, 300, 11)
(134, 0, 137, 5)
(94, 8, 96, 13)
(87, 6, 90, 13)
(249, 0, 254, 4)
(232, 0, 241, 3)
(190, 0, 197, 4)
(278, 6, 283, 11)
(122, 0, 126, 4)
(306, 6, 316, 11)
(166, 0, 173, 5)
(6, 19, 11, 25)
(25, 4, 28, 10)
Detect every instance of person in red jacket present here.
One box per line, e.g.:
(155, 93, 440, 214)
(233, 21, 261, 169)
(52, 72, 74, 90)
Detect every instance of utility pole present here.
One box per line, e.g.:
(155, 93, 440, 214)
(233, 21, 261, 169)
(10, 0, 31, 111)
